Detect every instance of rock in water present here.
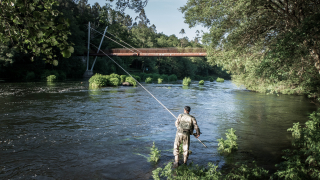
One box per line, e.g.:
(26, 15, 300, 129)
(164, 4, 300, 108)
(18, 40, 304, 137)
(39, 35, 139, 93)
(122, 82, 132, 86)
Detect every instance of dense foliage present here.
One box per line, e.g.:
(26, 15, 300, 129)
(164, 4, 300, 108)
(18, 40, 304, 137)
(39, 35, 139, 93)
(0, 0, 74, 64)
(180, 0, 320, 100)
(0, 0, 230, 81)
(275, 109, 320, 179)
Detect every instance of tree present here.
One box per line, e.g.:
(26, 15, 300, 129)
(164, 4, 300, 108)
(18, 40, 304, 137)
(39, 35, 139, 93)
(180, 0, 320, 98)
(107, 0, 148, 13)
(0, 0, 74, 64)
(179, 28, 185, 38)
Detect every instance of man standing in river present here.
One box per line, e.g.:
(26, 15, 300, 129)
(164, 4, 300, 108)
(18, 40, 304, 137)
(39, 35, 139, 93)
(173, 106, 200, 167)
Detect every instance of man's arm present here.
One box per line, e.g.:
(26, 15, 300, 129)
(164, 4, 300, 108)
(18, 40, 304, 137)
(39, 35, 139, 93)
(192, 117, 201, 138)
(175, 114, 182, 128)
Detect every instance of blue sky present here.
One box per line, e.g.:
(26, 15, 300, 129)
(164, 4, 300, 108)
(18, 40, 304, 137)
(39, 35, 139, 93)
(87, 0, 209, 41)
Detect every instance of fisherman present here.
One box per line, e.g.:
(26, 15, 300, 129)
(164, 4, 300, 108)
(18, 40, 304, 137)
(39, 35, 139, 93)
(173, 106, 200, 167)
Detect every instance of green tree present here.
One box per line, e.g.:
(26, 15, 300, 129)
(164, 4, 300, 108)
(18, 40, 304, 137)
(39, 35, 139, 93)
(0, 0, 74, 64)
(180, 0, 320, 99)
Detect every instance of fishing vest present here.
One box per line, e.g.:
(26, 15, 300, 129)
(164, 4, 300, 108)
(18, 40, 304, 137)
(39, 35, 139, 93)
(178, 113, 193, 134)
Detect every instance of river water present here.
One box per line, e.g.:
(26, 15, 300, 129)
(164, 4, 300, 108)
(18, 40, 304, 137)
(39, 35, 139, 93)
(0, 80, 317, 179)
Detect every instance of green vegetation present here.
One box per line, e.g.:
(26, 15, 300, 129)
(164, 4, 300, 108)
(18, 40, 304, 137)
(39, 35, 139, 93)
(152, 162, 222, 180)
(209, 77, 214, 82)
(125, 76, 137, 86)
(216, 77, 225, 82)
(88, 74, 108, 87)
(109, 78, 120, 86)
(217, 128, 238, 154)
(0, 0, 229, 82)
(168, 74, 178, 82)
(160, 74, 168, 82)
(46, 75, 57, 82)
(181, 0, 320, 101)
(120, 75, 127, 83)
(26, 72, 35, 81)
(199, 80, 204, 85)
(148, 142, 161, 163)
(0, 0, 74, 64)
(182, 77, 192, 86)
(274, 109, 320, 179)
(145, 77, 152, 83)
(158, 78, 163, 84)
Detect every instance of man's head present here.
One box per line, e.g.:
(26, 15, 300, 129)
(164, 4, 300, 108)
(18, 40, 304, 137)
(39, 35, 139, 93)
(184, 106, 191, 113)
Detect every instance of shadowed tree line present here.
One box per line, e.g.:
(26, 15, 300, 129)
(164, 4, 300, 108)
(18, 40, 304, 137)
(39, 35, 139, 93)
(0, 0, 230, 81)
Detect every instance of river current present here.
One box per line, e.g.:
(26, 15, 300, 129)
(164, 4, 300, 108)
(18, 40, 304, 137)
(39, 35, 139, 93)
(0, 80, 317, 179)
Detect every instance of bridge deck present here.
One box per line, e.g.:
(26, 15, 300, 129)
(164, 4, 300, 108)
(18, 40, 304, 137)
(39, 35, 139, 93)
(88, 48, 207, 57)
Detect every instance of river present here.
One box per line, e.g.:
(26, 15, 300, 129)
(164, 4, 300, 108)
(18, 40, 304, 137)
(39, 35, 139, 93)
(0, 80, 317, 179)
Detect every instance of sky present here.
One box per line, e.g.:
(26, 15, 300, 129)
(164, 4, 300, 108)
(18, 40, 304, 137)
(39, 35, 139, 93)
(87, 0, 209, 41)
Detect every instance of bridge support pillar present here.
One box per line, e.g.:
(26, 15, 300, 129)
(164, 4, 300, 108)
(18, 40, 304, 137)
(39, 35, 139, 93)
(83, 70, 93, 78)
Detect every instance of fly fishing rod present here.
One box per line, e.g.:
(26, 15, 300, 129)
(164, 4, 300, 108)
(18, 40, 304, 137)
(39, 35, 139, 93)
(89, 30, 208, 148)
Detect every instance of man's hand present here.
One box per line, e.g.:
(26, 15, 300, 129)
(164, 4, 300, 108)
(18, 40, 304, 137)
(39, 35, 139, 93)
(193, 133, 200, 138)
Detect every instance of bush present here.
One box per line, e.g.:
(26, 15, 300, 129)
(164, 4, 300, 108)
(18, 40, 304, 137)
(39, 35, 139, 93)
(26, 71, 35, 81)
(120, 75, 127, 83)
(89, 73, 108, 87)
(133, 75, 141, 82)
(274, 109, 320, 179)
(109, 73, 120, 79)
(152, 73, 160, 81)
(226, 162, 269, 180)
(59, 72, 66, 81)
(216, 77, 225, 82)
(109, 77, 120, 86)
(209, 77, 214, 82)
(217, 128, 238, 154)
(168, 74, 177, 81)
(140, 73, 147, 81)
(199, 80, 204, 85)
(182, 77, 192, 86)
(125, 76, 137, 86)
(148, 142, 161, 163)
(47, 75, 57, 82)
(160, 74, 168, 82)
(158, 78, 163, 84)
(152, 162, 222, 180)
(145, 77, 152, 83)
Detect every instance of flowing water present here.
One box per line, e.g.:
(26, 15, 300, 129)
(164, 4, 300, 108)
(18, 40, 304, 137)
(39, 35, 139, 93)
(0, 80, 317, 179)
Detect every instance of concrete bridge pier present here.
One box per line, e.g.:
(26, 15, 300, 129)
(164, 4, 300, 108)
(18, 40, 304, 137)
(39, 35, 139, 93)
(83, 70, 93, 78)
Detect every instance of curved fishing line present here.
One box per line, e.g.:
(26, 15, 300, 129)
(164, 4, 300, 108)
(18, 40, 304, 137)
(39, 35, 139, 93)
(105, 31, 142, 53)
(90, 28, 138, 55)
(90, 43, 177, 119)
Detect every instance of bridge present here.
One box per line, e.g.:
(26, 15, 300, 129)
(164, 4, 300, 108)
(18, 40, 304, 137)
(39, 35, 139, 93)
(87, 48, 207, 57)
(83, 22, 207, 77)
